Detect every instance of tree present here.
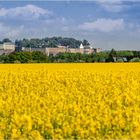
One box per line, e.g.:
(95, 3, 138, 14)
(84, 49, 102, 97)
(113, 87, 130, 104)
(15, 37, 86, 49)
(48, 41, 57, 48)
(2, 38, 12, 43)
(106, 49, 117, 62)
(129, 57, 140, 62)
(116, 51, 134, 57)
(83, 39, 90, 46)
(110, 49, 117, 56)
(15, 52, 32, 63)
(133, 51, 140, 57)
(32, 51, 48, 63)
(94, 52, 109, 62)
(8, 53, 16, 63)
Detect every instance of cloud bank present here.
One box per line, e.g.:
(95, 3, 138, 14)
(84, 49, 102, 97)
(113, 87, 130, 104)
(79, 18, 125, 32)
(0, 4, 51, 20)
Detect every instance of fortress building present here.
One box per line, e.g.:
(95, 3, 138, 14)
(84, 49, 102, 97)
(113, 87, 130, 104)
(22, 43, 101, 56)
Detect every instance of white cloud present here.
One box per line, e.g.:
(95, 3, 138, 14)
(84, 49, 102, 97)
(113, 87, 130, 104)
(79, 18, 125, 32)
(101, 4, 124, 12)
(96, 0, 138, 3)
(0, 4, 51, 19)
(0, 23, 24, 39)
(98, 0, 140, 13)
(97, 0, 129, 12)
(97, 0, 122, 4)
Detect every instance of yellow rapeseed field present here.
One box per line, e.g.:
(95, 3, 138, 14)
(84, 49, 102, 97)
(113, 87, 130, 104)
(0, 63, 140, 139)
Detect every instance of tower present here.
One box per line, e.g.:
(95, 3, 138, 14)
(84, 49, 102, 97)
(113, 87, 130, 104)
(79, 43, 84, 49)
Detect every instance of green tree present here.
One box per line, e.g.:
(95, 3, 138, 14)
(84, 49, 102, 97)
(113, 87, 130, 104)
(129, 57, 140, 62)
(8, 53, 16, 63)
(15, 52, 32, 63)
(116, 51, 134, 57)
(83, 39, 90, 46)
(32, 51, 48, 63)
(2, 38, 12, 43)
(106, 49, 117, 62)
(16, 37, 86, 49)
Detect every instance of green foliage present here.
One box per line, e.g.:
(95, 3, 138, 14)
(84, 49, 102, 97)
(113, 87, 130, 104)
(0, 51, 48, 63)
(133, 51, 140, 57)
(15, 37, 87, 49)
(32, 51, 48, 63)
(83, 39, 90, 46)
(129, 57, 140, 62)
(48, 52, 109, 63)
(116, 58, 124, 62)
(0, 45, 139, 63)
(116, 51, 134, 57)
(94, 52, 109, 62)
(8, 53, 17, 63)
(13, 52, 32, 63)
(110, 48, 117, 56)
(106, 49, 117, 62)
(2, 38, 12, 43)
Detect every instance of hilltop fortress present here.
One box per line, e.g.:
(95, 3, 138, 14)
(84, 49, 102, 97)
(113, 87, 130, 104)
(22, 44, 101, 56)
(0, 42, 101, 56)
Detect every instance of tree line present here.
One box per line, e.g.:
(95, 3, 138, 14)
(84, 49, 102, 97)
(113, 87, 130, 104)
(0, 38, 139, 63)
(15, 37, 90, 49)
(0, 37, 90, 51)
(0, 49, 139, 63)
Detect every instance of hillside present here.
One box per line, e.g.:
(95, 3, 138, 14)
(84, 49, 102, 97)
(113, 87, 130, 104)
(15, 37, 90, 48)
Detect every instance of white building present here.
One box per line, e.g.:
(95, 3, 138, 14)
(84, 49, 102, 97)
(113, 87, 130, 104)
(0, 42, 15, 50)
(0, 42, 15, 55)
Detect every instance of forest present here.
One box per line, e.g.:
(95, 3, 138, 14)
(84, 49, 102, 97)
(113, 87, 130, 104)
(0, 49, 139, 63)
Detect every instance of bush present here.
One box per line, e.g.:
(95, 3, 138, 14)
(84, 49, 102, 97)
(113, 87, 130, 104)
(14, 60, 21, 64)
(129, 57, 140, 62)
(116, 58, 124, 62)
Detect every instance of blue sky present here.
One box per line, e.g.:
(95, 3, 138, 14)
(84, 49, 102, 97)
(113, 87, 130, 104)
(0, 0, 140, 50)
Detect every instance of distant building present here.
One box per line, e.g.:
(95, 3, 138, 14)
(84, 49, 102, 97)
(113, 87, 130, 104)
(46, 47, 66, 56)
(93, 48, 102, 53)
(79, 44, 84, 49)
(3, 42, 15, 50)
(22, 47, 47, 54)
(21, 43, 102, 56)
(0, 42, 15, 55)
